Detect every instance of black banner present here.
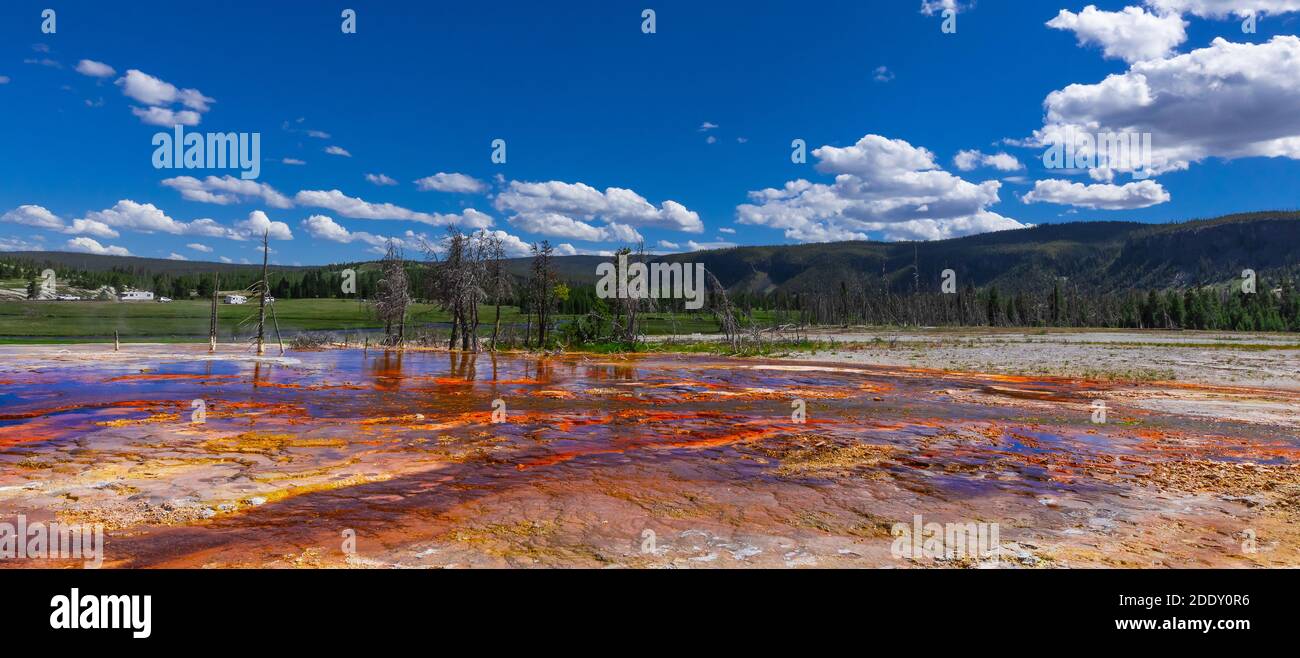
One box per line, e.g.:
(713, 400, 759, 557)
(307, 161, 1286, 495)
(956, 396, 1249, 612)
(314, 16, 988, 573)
(1, 568, 1287, 646)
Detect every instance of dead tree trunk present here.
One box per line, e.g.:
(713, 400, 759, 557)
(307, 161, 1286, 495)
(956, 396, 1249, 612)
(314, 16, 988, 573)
(707, 271, 740, 352)
(256, 231, 269, 356)
(209, 271, 219, 352)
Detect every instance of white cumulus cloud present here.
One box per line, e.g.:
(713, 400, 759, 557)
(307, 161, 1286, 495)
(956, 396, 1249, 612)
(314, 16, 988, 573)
(0, 236, 44, 251)
(294, 189, 493, 229)
(1047, 6, 1187, 64)
(414, 172, 488, 194)
(235, 210, 293, 241)
(75, 59, 115, 78)
(80, 199, 190, 234)
(65, 237, 131, 256)
(301, 214, 394, 247)
(507, 212, 644, 243)
(737, 134, 1027, 242)
(954, 150, 1024, 172)
(65, 219, 119, 239)
(2, 205, 64, 231)
(161, 175, 293, 208)
(130, 106, 201, 127)
(116, 69, 213, 126)
(72, 200, 288, 242)
(2, 204, 120, 238)
(494, 180, 703, 237)
(1145, 0, 1300, 18)
(1022, 179, 1171, 210)
(920, 0, 967, 15)
(1035, 36, 1300, 177)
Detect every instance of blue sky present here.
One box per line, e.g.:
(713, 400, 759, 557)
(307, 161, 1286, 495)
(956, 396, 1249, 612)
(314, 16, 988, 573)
(2, 0, 1299, 265)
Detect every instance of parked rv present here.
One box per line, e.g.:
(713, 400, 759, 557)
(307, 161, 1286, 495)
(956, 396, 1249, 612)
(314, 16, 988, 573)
(118, 290, 155, 302)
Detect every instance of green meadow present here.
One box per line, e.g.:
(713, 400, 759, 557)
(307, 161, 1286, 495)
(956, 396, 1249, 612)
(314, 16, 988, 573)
(0, 299, 727, 343)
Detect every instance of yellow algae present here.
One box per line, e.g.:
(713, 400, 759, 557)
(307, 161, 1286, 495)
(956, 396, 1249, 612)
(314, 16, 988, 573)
(599, 487, 733, 521)
(453, 519, 557, 545)
(534, 390, 575, 399)
(200, 431, 347, 455)
(1144, 459, 1300, 501)
(95, 412, 181, 427)
(250, 472, 393, 506)
(360, 414, 428, 425)
(448, 520, 610, 564)
(752, 436, 898, 477)
(250, 459, 362, 483)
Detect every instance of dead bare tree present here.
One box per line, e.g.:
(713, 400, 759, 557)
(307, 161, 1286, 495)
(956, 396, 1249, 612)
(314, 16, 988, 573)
(707, 270, 740, 352)
(426, 228, 491, 352)
(208, 271, 219, 352)
(462, 231, 490, 352)
(373, 240, 411, 348)
(609, 243, 654, 344)
(528, 241, 558, 348)
(430, 228, 465, 350)
(485, 232, 509, 351)
(256, 231, 269, 355)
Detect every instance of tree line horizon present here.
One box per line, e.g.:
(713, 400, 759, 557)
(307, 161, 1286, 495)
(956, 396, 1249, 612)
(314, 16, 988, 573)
(4, 238, 1300, 344)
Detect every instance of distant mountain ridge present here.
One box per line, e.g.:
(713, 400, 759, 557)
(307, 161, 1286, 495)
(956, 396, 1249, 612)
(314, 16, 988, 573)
(5, 211, 1298, 294)
(0, 251, 309, 275)
(657, 211, 1300, 294)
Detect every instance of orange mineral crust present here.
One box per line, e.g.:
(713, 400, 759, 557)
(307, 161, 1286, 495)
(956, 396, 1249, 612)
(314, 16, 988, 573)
(0, 344, 1296, 569)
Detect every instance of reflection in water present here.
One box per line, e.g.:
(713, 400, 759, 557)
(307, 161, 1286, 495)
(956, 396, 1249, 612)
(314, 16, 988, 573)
(372, 351, 405, 391)
(446, 351, 478, 381)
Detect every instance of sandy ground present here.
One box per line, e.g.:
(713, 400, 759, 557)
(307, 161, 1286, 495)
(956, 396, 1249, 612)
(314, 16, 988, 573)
(666, 328, 1300, 389)
(1, 337, 1298, 569)
(784, 329, 1300, 427)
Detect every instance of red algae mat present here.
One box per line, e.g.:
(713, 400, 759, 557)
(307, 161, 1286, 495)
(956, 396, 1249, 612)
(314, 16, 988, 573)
(1, 344, 1298, 568)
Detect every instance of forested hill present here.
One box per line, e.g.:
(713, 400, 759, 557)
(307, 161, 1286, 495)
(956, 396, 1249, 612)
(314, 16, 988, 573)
(658, 211, 1300, 295)
(3, 211, 1298, 296)
(0, 251, 308, 275)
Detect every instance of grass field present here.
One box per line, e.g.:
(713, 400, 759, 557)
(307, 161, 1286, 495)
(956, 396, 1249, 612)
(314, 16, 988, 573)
(0, 299, 727, 343)
(0, 299, 505, 342)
